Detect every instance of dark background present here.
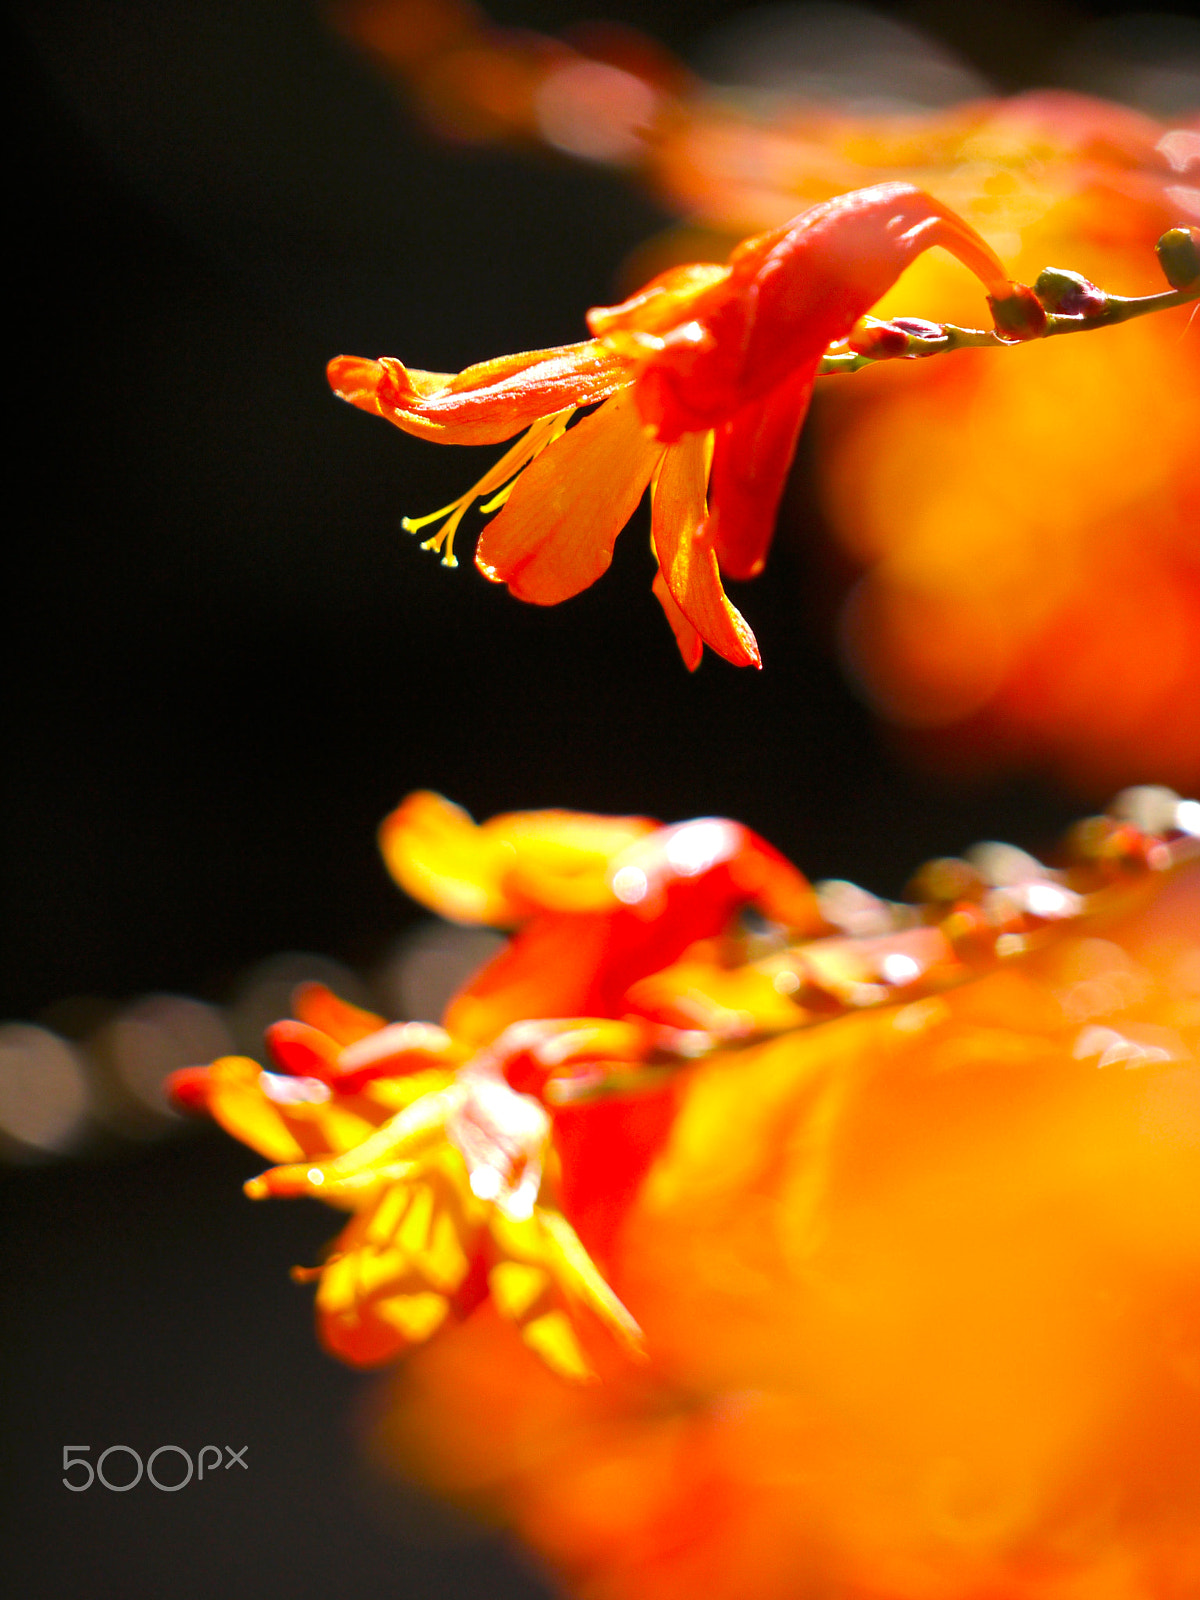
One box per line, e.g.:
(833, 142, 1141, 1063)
(3, 2, 1195, 1596)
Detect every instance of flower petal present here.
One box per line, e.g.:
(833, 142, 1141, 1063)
(587, 262, 730, 338)
(379, 790, 658, 926)
(652, 568, 704, 672)
(379, 790, 522, 925)
(291, 982, 386, 1046)
(652, 433, 761, 669)
(328, 344, 632, 446)
(708, 362, 816, 582)
(735, 183, 1010, 399)
(476, 385, 664, 605)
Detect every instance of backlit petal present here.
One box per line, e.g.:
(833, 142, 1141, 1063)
(709, 362, 816, 581)
(379, 790, 658, 926)
(587, 262, 730, 338)
(476, 385, 664, 605)
(494, 810, 659, 914)
(328, 344, 632, 446)
(652, 568, 704, 671)
(379, 790, 523, 925)
(651, 433, 761, 669)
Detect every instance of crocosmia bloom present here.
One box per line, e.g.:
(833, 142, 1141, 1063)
(178, 786, 1200, 1596)
(329, 183, 1013, 668)
(173, 789, 825, 1378)
(337, 0, 1200, 785)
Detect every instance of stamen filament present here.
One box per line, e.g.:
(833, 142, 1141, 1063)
(400, 407, 576, 568)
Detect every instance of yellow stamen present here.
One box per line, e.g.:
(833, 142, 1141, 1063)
(400, 407, 575, 568)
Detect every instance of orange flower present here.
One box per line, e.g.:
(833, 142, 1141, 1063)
(173, 989, 651, 1380)
(175, 785, 1200, 1590)
(613, 83, 1200, 787)
(366, 789, 1200, 1600)
(172, 791, 828, 1376)
(175, 785, 1200, 1420)
(336, 0, 1200, 784)
(329, 182, 1012, 668)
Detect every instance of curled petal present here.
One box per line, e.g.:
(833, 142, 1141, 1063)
(708, 363, 816, 582)
(476, 385, 664, 605)
(380, 791, 523, 925)
(652, 433, 761, 669)
(328, 343, 633, 446)
(379, 790, 658, 926)
(635, 183, 1010, 439)
(737, 183, 1008, 393)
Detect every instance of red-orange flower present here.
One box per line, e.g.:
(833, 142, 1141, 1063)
(175, 784, 1200, 1592)
(329, 182, 1012, 668)
(369, 791, 1200, 1600)
(172, 791, 826, 1377)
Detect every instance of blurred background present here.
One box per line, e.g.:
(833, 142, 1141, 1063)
(3, 1, 1197, 1595)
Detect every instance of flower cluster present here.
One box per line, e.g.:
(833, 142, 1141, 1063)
(177, 786, 1199, 1403)
(381, 790, 1200, 1600)
(173, 791, 824, 1378)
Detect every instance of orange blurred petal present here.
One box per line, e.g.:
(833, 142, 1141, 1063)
(493, 810, 659, 914)
(379, 790, 660, 926)
(379, 790, 522, 925)
(292, 982, 387, 1047)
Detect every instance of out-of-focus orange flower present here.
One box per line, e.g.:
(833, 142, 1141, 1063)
(179, 785, 1200, 1594)
(335, 0, 1200, 788)
(172, 790, 826, 1375)
(365, 789, 1200, 1600)
(329, 183, 1013, 668)
(172, 984, 655, 1379)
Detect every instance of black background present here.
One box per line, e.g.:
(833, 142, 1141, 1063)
(3, 2, 1194, 1596)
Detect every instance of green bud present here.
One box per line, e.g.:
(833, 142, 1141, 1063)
(1032, 267, 1106, 316)
(1156, 227, 1200, 291)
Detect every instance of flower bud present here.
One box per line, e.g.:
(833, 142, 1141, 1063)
(1156, 226, 1200, 290)
(987, 282, 1048, 341)
(1032, 266, 1107, 317)
(847, 317, 910, 358)
(890, 317, 945, 340)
